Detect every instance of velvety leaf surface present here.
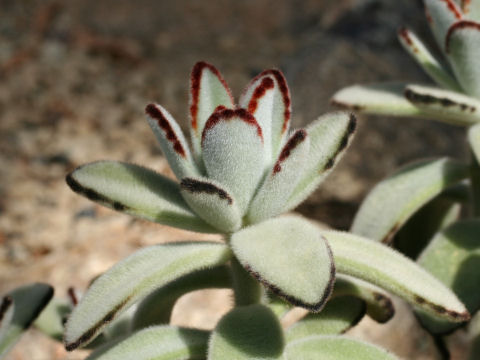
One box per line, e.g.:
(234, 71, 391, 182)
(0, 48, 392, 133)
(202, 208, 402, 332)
(284, 335, 398, 360)
(145, 103, 200, 179)
(189, 61, 234, 164)
(238, 70, 291, 166)
(208, 304, 284, 360)
(87, 326, 209, 360)
(351, 158, 468, 244)
(333, 275, 394, 323)
(180, 176, 242, 232)
(247, 129, 310, 224)
(64, 242, 232, 350)
(132, 266, 231, 329)
(321, 230, 469, 322)
(0, 283, 53, 358)
(201, 108, 264, 213)
(425, 0, 463, 49)
(398, 27, 461, 90)
(231, 216, 335, 312)
(404, 84, 480, 125)
(446, 20, 480, 98)
(285, 112, 356, 211)
(66, 161, 217, 233)
(416, 220, 480, 334)
(286, 296, 365, 342)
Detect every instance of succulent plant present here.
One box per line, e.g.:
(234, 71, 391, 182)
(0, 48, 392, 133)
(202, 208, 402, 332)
(53, 61, 471, 359)
(332, 0, 480, 357)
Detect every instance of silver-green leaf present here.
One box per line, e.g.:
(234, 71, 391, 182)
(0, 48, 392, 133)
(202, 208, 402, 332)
(64, 241, 232, 350)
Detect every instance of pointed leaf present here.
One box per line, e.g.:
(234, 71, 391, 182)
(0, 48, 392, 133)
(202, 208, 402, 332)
(0, 283, 53, 357)
(239, 69, 291, 164)
(145, 104, 199, 179)
(321, 229, 470, 322)
(446, 21, 480, 98)
(180, 176, 242, 232)
(201, 108, 264, 213)
(132, 266, 231, 329)
(64, 242, 232, 350)
(66, 161, 217, 233)
(87, 326, 209, 360)
(398, 27, 461, 90)
(333, 275, 394, 323)
(189, 61, 235, 163)
(425, 0, 463, 50)
(404, 84, 480, 125)
(351, 158, 468, 244)
(284, 335, 398, 360)
(285, 112, 356, 211)
(286, 296, 366, 342)
(231, 216, 335, 312)
(331, 83, 423, 117)
(208, 304, 284, 360)
(416, 220, 480, 334)
(247, 129, 310, 224)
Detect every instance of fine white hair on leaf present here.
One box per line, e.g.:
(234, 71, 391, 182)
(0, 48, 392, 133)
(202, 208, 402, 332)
(201, 108, 264, 214)
(189, 61, 234, 166)
(145, 103, 200, 180)
(247, 129, 310, 224)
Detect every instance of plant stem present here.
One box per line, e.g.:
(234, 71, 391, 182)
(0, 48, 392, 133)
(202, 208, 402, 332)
(230, 257, 263, 306)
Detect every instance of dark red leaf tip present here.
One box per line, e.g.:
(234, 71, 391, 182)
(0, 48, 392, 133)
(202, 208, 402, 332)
(441, 0, 463, 19)
(201, 108, 263, 145)
(0, 296, 13, 323)
(145, 104, 187, 158)
(273, 129, 307, 174)
(398, 27, 418, 53)
(247, 76, 275, 114)
(445, 20, 480, 53)
(189, 61, 234, 133)
(181, 178, 233, 205)
(67, 287, 78, 306)
(462, 0, 471, 13)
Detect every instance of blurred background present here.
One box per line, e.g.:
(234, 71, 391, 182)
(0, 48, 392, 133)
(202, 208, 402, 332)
(0, 0, 470, 358)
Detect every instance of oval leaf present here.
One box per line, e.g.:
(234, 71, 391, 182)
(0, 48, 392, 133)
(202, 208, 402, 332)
(0, 283, 53, 357)
(284, 335, 398, 360)
(425, 0, 463, 50)
(416, 220, 480, 334)
(286, 296, 366, 342)
(321, 229, 469, 322)
(66, 161, 217, 233)
(351, 158, 468, 244)
(231, 216, 335, 312)
(87, 326, 209, 360)
(64, 241, 232, 350)
(208, 304, 284, 360)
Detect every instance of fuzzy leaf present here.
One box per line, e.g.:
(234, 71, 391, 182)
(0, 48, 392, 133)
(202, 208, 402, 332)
(284, 335, 398, 360)
(239, 70, 291, 165)
(321, 229, 470, 322)
(145, 104, 200, 179)
(231, 216, 335, 312)
(285, 112, 356, 211)
(64, 242, 232, 350)
(201, 108, 264, 213)
(0, 283, 53, 357)
(66, 161, 217, 233)
(446, 20, 480, 97)
(398, 27, 461, 90)
(132, 266, 231, 329)
(189, 61, 234, 163)
(425, 0, 463, 50)
(286, 296, 366, 343)
(416, 220, 480, 334)
(404, 84, 480, 125)
(180, 176, 242, 232)
(208, 304, 284, 360)
(331, 83, 423, 117)
(247, 129, 310, 224)
(351, 158, 468, 244)
(333, 275, 394, 323)
(468, 122, 480, 162)
(87, 326, 209, 360)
